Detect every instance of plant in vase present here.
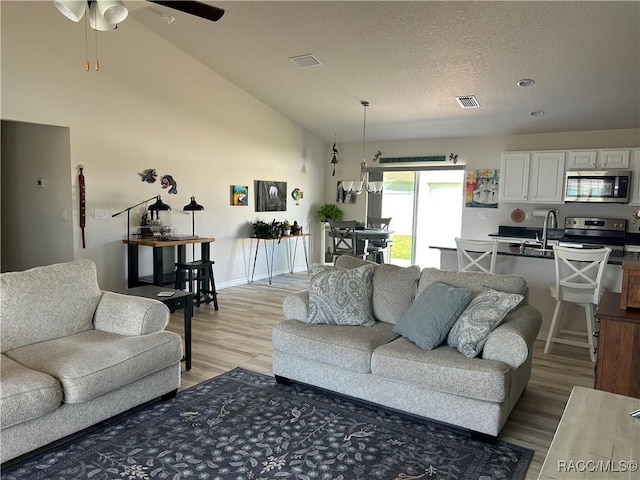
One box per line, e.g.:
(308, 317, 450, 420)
(252, 219, 283, 242)
(282, 220, 291, 236)
(317, 204, 344, 223)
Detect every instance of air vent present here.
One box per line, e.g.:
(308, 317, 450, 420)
(456, 95, 480, 108)
(289, 54, 321, 68)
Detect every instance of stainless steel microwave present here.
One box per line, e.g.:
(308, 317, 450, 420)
(564, 170, 631, 203)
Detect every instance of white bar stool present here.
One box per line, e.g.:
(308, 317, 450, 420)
(454, 238, 498, 274)
(544, 245, 611, 362)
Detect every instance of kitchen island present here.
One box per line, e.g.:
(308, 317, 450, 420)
(433, 243, 629, 344)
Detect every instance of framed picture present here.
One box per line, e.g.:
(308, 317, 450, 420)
(336, 181, 357, 204)
(255, 180, 287, 211)
(231, 185, 248, 206)
(465, 169, 499, 208)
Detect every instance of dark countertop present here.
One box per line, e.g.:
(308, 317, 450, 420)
(432, 243, 634, 265)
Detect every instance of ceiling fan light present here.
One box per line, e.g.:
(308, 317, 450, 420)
(54, 0, 87, 22)
(89, 1, 116, 31)
(98, 0, 128, 24)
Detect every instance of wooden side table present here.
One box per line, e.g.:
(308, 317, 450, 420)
(119, 285, 193, 371)
(595, 291, 640, 398)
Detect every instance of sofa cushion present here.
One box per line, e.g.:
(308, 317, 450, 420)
(371, 264, 421, 324)
(393, 282, 473, 350)
(1, 260, 102, 352)
(273, 320, 398, 373)
(371, 337, 511, 403)
(307, 264, 375, 326)
(0, 354, 62, 428)
(5, 330, 182, 404)
(418, 268, 527, 297)
(447, 289, 525, 357)
(334, 256, 376, 269)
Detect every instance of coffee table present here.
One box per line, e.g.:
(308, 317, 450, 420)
(119, 285, 193, 371)
(538, 386, 640, 479)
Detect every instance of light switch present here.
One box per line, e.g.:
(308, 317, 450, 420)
(94, 209, 109, 220)
(37, 178, 46, 188)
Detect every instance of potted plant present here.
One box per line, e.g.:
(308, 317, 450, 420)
(317, 204, 344, 223)
(290, 221, 302, 235)
(282, 220, 291, 236)
(252, 219, 283, 241)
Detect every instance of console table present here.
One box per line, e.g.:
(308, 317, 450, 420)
(123, 237, 215, 288)
(250, 234, 310, 285)
(538, 386, 640, 479)
(595, 291, 640, 399)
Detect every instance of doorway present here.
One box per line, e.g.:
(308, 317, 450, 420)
(371, 168, 464, 267)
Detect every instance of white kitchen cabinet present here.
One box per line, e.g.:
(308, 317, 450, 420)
(567, 149, 630, 170)
(528, 151, 566, 203)
(499, 151, 564, 203)
(499, 152, 530, 202)
(629, 148, 640, 205)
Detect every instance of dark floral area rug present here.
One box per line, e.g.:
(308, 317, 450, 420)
(2, 368, 532, 480)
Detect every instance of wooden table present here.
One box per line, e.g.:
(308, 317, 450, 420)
(538, 386, 640, 479)
(123, 237, 215, 288)
(118, 285, 194, 371)
(595, 291, 640, 398)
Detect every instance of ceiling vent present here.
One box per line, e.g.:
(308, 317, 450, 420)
(290, 54, 322, 68)
(456, 95, 480, 108)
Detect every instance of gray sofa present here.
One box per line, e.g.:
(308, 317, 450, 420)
(0, 259, 183, 463)
(272, 256, 542, 436)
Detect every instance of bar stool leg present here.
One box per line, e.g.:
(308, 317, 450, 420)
(208, 264, 219, 311)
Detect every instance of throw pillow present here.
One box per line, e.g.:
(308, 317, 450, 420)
(393, 281, 473, 350)
(306, 264, 376, 326)
(447, 289, 525, 357)
(372, 264, 422, 324)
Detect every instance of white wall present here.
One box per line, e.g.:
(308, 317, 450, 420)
(1, 1, 325, 290)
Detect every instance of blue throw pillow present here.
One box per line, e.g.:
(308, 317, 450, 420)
(393, 282, 473, 350)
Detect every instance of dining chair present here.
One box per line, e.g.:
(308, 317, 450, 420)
(454, 237, 498, 274)
(544, 245, 610, 363)
(366, 216, 393, 264)
(328, 220, 369, 262)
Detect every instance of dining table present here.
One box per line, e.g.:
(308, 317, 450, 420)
(123, 236, 216, 288)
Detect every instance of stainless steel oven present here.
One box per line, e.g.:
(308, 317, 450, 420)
(558, 217, 627, 257)
(564, 170, 631, 203)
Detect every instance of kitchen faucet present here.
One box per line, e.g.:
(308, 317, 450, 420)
(540, 210, 558, 251)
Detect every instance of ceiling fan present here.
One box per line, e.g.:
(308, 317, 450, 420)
(54, 1, 225, 32)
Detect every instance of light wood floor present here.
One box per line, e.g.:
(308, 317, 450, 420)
(165, 273, 595, 480)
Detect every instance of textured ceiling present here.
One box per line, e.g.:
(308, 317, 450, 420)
(129, 1, 640, 143)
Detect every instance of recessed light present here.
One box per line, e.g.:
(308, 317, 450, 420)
(517, 79, 535, 87)
(530, 110, 545, 117)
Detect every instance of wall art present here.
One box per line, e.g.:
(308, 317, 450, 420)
(465, 169, 499, 208)
(161, 174, 178, 194)
(255, 180, 287, 212)
(231, 185, 249, 206)
(336, 181, 357, 204)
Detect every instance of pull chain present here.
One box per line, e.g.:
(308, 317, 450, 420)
(84, 14, 90, 71)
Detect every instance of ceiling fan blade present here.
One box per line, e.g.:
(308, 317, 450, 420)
(147, 1, 225, 22)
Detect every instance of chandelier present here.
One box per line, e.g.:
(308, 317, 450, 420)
(340, 101, 383, 195)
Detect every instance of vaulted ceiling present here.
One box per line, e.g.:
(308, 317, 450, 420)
(97, 1, 640, 142)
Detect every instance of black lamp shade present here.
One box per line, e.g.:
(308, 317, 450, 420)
(148, 195, 171, 211)
(183, 196, 204, 211)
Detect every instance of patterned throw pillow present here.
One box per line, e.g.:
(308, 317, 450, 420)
(447, 289, 524, 357)
(306, 264, 376, 326)
(393, 282, 473, 350)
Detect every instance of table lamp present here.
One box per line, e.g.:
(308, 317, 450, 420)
(183, 196, 204, 236)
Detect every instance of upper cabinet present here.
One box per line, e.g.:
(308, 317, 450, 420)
(499, 151, 565, 204)
(567, 149, 630, 170)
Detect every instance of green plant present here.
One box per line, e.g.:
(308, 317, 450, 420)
(252, 219, 283, 240)
(317, 204, 344, 222)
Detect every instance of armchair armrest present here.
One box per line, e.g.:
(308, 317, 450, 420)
(93, 291, 170, 336)
(283, 290, 309, 321)
(481, 305, 542, 369)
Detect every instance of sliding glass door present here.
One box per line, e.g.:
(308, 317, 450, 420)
(372, 168, 464, 267)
